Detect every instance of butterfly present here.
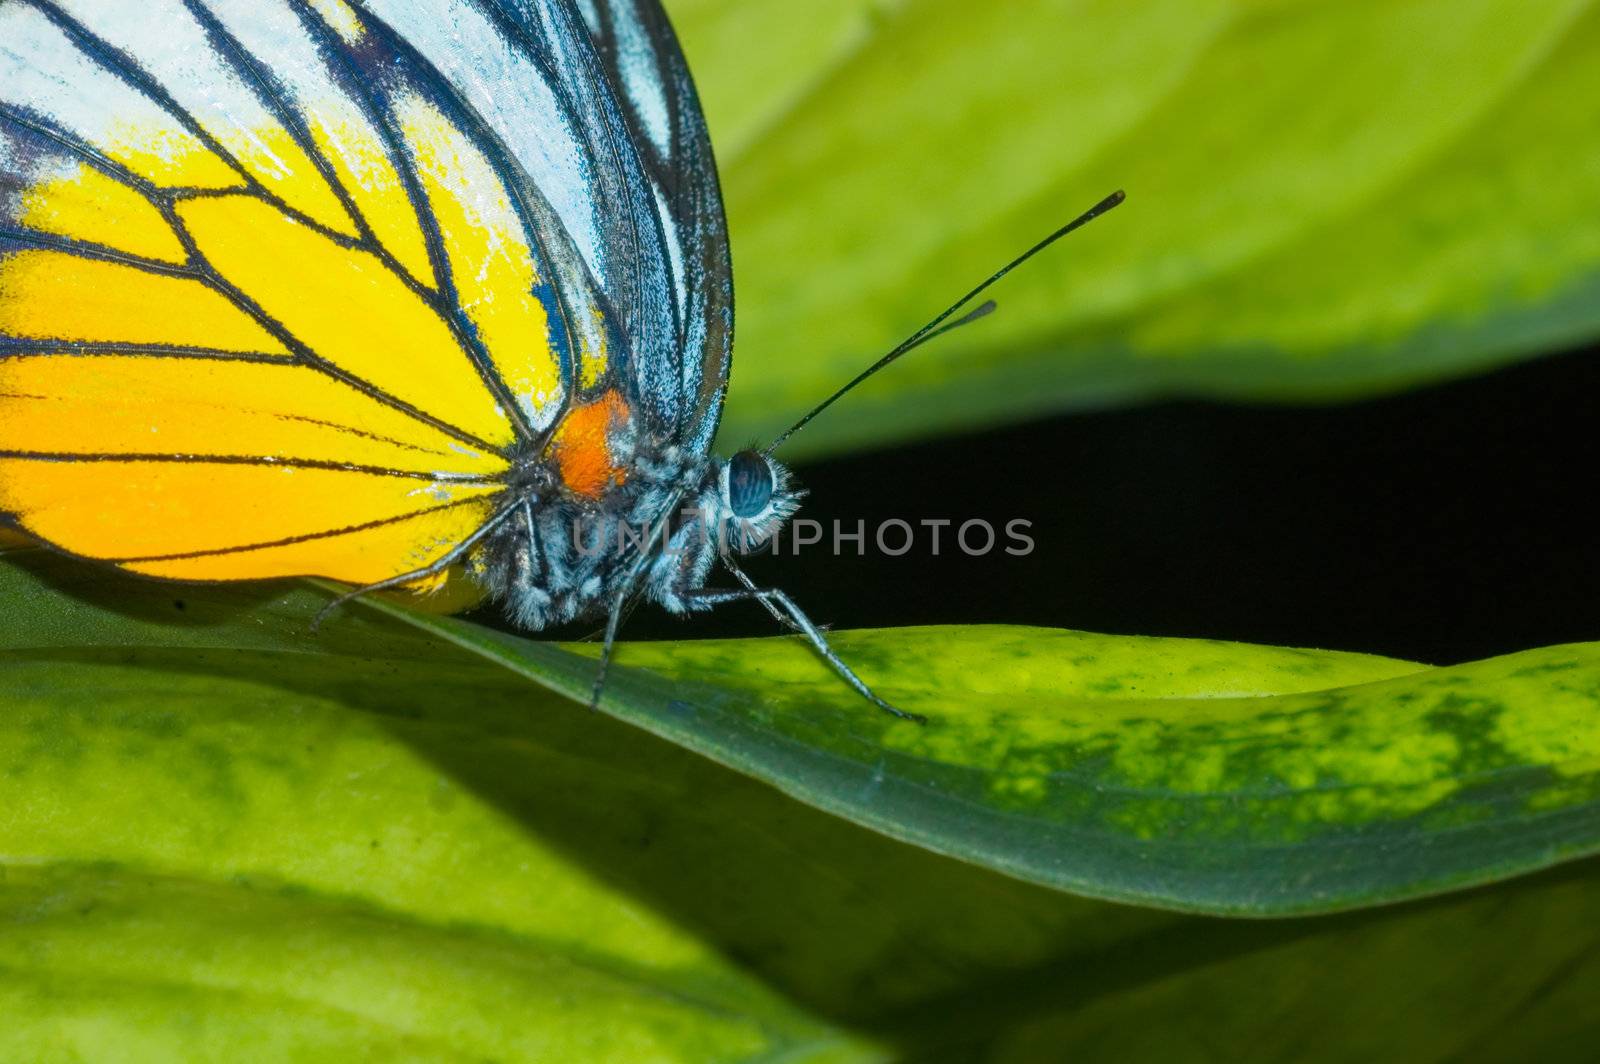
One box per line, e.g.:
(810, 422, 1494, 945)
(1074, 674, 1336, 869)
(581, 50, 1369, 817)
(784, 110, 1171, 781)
(0, 0, 1119, 722)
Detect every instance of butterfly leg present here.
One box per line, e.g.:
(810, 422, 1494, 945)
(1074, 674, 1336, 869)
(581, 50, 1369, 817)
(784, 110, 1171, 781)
(310, 506, 515, 631)
(681, 582, 926, 725)
(522, 498, 539, 549)
(588, 592, 630, 712)
(720, 554, 802, 634)
(588, 490, 692, 712)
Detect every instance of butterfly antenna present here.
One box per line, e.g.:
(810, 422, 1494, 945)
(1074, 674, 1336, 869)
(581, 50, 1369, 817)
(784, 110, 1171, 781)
(764, 189, 1125, 455)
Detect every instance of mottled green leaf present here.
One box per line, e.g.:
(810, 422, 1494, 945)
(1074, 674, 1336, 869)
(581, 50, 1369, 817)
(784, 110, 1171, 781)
(667, 0, 1600, 456)
(8, 552, 1600, 923)
(397, 607, 1600, 917)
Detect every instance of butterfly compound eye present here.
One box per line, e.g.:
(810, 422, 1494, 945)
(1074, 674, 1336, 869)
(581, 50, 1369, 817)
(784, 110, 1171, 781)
(727, 450, 775, 519)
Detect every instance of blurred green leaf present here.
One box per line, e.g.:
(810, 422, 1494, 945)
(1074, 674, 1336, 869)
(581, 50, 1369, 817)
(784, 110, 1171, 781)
(977, 863, 1600, 1063)
(5, 552, 1600, 1060)
(671, 0, 1600, 456)
(0, 575, 849, 1061)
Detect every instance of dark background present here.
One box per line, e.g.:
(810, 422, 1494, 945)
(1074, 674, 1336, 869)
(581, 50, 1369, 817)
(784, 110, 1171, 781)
(611, 342, 1599, 666)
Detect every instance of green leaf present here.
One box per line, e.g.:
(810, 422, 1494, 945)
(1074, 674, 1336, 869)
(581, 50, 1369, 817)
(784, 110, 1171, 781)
(6, 551, 1600, 1059)
(396, 609, 1600, 919)
(0, 549, 1160, 1060)
(9, 552, 1600, 921)
(669, 0, 1600, 457)
(0, 557, 864, 1061)
(971, 863, 1600, 1063)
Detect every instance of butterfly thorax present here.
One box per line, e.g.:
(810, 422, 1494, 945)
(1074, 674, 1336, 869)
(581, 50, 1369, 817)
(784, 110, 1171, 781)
(470, 420, 800, 631)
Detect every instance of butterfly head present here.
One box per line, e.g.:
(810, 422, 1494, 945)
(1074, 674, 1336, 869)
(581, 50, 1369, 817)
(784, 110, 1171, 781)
(713, 449, 802, 553)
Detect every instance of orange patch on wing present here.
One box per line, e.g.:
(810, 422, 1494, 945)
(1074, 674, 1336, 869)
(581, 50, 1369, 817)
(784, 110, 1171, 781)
(548, 392, 631, 500)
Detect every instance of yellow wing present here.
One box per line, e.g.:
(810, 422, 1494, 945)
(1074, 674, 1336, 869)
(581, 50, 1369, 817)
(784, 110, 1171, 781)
(0, 0, 584, 585)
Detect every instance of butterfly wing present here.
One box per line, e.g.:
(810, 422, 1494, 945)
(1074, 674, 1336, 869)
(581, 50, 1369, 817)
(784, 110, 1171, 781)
(0, 0, 618, 582)
(360, 0, 734, 453)
(579, 0, 734, 454)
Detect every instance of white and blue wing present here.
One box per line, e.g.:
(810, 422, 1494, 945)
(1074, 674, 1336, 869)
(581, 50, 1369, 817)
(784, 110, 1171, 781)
(574, 0, 734, 452)
(360, 0, 734, 452)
